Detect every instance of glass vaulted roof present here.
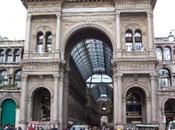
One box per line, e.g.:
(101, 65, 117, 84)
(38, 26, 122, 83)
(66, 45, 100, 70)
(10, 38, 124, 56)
(71, 39, 112, 80)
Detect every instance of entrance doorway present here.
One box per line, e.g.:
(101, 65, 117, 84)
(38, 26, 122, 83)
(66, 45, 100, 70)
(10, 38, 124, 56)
(65, 27, 113, 127)
(1, 99, 16, 127)
(126, 87, 146, 124)
(164, 98, 175, 124)
(32, 87, 51, 121)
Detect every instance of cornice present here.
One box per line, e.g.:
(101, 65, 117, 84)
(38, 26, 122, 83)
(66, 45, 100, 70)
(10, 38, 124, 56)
(21, 0, 62, 9)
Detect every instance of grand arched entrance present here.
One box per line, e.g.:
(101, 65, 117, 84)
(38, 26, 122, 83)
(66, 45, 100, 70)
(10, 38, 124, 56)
(64, 27, 113, 127)
(125, 87, 146, 124)
(164, 98, 175, 124)
(1, 99, 16, 127)
(32, 87, 51, 121)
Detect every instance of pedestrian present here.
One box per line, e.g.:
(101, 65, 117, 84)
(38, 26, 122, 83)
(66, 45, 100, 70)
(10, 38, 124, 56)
(28, 124, 34, 130)
(51, 125, 58, 130)
(17, 127, 22, 130)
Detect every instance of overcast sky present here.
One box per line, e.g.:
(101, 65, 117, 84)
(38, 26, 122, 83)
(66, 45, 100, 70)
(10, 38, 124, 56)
(0, 0, 174, 40)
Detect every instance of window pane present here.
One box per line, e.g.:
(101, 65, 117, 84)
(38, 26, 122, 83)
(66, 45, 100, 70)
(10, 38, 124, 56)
(163, 47, 171, 61)
(155, 47, 163, 60)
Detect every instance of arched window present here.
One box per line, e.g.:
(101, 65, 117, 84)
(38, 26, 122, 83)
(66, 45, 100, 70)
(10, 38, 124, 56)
(0, 70, 9, 87)
(163, 47, 171, 61)
(14, 70, 21, 89)
(0, 49, 5, 63)
(21, 49, 24, 59)
(134, 29, 143, 51)
(36, 32, 44, 53)
(14, 49, 21, 63)
(159, 68, 171, 87)
(155, 47, 163, 61)
(45, 32, 52, 52)
(125, 29, 133, 51)
(6, 49, 13, 63)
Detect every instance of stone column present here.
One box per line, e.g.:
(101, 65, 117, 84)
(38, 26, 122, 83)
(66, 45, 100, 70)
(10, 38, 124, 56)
(117, 74, 122, 124)
(53, 74, 59, 123)
(27, 97, 32, 123)
(24, 14, 31, 52)
(146, 98, 151, 123)
(56, 13, 61, 59)
(63, 67, 69, 129)
(147, 12, 154, 50)
(150, 73, 157, 122)
(113, 73, 123, 129)
(116, 12, 121, 50)
(19, 73, 28, 130)
(122, 98, 126, 124)
(58, 71, 64, 130)
(15, 108, 20, 128)
(113, 74, 118, 129)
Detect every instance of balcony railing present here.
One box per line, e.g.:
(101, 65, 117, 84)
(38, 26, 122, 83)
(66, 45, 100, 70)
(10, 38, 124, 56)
(29, 51, 57, 59)
(0, 84, 20, 90)
(159, 86, 175, 91)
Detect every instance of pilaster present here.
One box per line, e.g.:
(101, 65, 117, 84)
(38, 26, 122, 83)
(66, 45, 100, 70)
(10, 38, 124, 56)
(58, 71, 64, 130)
(150, 73, 158, 122)
(147, 11, 154, 50)
(113, 73, 123, 129)
(19, 73, 28, 130)
(24, 14, 32, 59)
(146, 98, 151, 123)
(55, 13, 61, 59)
(63, 67, 70, 129)
(116, 11, 121, 50)
(52, 74, 59, 123)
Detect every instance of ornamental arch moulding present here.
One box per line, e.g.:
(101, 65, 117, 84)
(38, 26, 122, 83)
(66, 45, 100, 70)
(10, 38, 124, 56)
(123, 84, 150, 99)
(161, 97, 175, 110)
(122, 23, 146, 36)
(157, 65, 172, 73)
(29, 84, 54, 99)
(0, 97, 19, 108)
(62, 23, 114, 60)
(35, 25, 52, 34)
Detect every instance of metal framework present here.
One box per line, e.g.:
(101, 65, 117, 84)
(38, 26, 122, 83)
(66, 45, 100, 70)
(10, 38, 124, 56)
(71, 39, 112, 80)
(71, 38, 113, 101)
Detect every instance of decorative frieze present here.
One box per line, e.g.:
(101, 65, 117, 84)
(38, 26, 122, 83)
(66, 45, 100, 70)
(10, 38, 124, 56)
(116, 60, 156, 71)
(22, 60, 64, 72)
(116, 3, 151, 10)
(28, 6, 61, 13)
(115, 0, 151, 10)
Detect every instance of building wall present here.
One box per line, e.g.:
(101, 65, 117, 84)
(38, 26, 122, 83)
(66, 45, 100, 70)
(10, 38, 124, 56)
(3, 0, 175, 130)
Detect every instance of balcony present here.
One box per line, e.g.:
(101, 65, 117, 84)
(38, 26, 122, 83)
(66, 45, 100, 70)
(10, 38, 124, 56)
(117, 51, 156, 61)
(158, 86, 175, 91)
(0, 84, 20, 90)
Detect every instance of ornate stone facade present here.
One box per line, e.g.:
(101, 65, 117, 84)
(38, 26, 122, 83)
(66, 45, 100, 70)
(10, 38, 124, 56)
(1, 0, 175, 130)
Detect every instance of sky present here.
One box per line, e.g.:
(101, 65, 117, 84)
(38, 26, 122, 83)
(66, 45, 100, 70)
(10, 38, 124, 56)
(0, 0, 174, 40)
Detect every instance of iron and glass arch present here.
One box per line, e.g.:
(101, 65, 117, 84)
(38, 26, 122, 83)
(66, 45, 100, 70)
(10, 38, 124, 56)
(71, 39, 112, 80)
